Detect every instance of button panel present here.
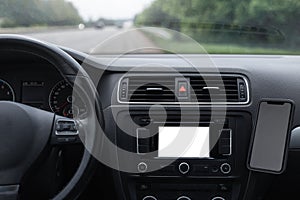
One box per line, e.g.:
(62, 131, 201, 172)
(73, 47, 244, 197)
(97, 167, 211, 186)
(218, 129, 232, 156)
(238, 78, 247, 102)
(55, 119, 78, 136)
(136, 128, 151, 154)
(120, 78, 128, 100)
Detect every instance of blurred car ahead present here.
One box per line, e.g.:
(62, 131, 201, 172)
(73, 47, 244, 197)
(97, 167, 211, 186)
(95, 21, 105, 29)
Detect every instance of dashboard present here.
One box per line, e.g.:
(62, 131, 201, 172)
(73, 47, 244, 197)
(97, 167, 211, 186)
(86, 54, 300, 200)
(0, 52, 85, 118)
(1, 44, 300, 200)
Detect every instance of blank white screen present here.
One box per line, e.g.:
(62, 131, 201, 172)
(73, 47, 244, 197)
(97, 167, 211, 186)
(158, 126, 210, 158)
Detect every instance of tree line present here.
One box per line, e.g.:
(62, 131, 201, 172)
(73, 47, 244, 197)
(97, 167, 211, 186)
(0, 0, 82, 27)
(135, 0, 300, 47)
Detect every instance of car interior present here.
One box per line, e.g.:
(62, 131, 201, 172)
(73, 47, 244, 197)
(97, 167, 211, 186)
(0, 1, 300, 200)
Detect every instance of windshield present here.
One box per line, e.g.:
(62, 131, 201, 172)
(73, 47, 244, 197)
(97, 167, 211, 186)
(0, 0, 299, 55)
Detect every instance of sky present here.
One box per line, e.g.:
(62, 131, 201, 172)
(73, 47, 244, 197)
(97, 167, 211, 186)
(67, 0, 154, 20)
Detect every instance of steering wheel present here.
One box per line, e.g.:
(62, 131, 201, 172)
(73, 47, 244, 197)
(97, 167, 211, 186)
(0, 35, 103, 200)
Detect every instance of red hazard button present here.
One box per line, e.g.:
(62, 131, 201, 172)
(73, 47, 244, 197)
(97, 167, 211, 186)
(178, 82, 188, 97)
(179, 85, 187, 92)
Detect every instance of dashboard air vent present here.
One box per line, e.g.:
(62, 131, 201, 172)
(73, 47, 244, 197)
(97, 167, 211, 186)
(190, 76, 247, 103)
(122, 76, 176, 102)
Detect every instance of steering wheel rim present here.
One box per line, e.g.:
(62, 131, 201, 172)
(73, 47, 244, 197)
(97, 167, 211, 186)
(0, 34, 103, 200)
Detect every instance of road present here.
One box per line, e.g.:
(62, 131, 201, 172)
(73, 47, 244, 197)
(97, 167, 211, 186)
(26, 27, 159, 54)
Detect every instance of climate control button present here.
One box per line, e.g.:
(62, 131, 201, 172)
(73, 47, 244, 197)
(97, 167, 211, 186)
(178, 162, 190, 174)
(138, 162, 148, 173)
(220, 163, 231, 174)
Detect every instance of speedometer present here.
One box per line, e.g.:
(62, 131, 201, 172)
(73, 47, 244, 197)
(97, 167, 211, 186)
(49, 80, 86, 118)
(0, 79, 15, 101)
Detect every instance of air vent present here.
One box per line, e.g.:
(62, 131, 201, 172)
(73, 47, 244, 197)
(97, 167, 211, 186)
(119, 74, 249, 104)
(190, 76, 247, 103)
(121, 76, 176, 102)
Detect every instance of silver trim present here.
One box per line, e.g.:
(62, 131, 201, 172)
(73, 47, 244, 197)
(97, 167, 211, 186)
(55, 119, 79, 136)
(219, 129, 232, 156)
(142, 196, 157, 200)
(137, 162, 148, 173)
(178, 162, 190, 174)
(203, 86, 220, 90)
(177, 196, 192, 200)
(211, 197, 225, 200)
(220, 163, 231, 174)
(0, 79, 15, 102)
(146, 87, 163, 91)
(290, 127, 300, 148)
(117, 74, 250, 105)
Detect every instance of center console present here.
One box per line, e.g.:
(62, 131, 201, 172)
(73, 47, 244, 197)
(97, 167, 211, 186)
(113, 110, 252, 200)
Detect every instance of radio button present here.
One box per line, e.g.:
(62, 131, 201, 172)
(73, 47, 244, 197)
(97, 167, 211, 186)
(220, 163, 231, 174)
(138, 162, 148, 173)
(178, 162, 190, 174)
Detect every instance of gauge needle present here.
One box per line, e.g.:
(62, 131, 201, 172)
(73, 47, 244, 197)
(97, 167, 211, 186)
(59, 101, 68, 109)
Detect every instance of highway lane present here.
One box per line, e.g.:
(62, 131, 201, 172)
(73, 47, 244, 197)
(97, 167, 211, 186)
(26, 27, 159, 54)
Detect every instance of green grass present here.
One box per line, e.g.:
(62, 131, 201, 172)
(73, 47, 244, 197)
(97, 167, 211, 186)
(162, 42, 300, 55)
(144, 32, 300, 55)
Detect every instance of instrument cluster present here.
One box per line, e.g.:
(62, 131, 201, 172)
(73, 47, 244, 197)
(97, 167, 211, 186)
(0, 69, 86, 118)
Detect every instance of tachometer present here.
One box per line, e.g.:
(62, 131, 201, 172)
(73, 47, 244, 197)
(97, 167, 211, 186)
(49, 80, 85, 118)
(0, 79, 15, 101)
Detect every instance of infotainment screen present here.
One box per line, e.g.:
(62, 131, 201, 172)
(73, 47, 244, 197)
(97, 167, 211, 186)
(158, 126, 210, 158)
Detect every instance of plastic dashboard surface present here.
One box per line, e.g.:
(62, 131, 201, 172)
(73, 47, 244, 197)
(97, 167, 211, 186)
(2, 47, 300, 199)
(70, 53, 300, 199)
(2, 50, 300, 148)
(69, 52, 300, 146)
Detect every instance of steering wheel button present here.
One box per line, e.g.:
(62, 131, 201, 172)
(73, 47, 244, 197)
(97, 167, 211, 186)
(56, 120, 78, 136)
(57, 137, 76, 143)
